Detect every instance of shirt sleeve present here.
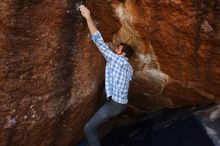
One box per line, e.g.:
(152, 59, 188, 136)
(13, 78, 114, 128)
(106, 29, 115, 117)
(91, 31, 117, 62)
(116, 64, 133, 95)
(118, 63, 133, 84)
(125, 64, 133, 82)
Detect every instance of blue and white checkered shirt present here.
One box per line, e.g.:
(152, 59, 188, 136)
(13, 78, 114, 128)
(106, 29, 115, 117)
(91, 31, 133, 104)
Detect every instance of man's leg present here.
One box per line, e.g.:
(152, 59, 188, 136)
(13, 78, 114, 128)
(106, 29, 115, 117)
(84, 100, 127, 146)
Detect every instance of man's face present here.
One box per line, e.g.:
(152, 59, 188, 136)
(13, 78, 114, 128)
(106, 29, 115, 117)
(115, 45, 123, 55)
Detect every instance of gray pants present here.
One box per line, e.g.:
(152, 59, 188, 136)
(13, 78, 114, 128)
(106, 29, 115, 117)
(84, 99, 127, 146)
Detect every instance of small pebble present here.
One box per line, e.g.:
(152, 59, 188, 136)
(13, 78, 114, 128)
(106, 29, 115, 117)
(32, 115, 36, 118)
(24, 115, 28, 120)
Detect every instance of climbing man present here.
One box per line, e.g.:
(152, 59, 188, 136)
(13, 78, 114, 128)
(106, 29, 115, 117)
(79, 5, 133, 146)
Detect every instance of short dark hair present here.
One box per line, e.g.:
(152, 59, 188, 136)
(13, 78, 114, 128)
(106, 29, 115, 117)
(119, 43, 133, 58)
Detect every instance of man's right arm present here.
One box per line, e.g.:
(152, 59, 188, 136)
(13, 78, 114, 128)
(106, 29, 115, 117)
(79, 5, 116, 61)
(85, 15, 98, 35)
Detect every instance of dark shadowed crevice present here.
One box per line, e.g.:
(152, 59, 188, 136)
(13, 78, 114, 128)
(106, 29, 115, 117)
(47, 0, 87, 114)
(48, 0, 86, 145)
(192, 0, 205, 67)
(192, 0, 218, 67)
(204, 1, 220, 98)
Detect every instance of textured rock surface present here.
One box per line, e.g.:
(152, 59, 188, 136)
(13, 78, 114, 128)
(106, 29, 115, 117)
(0, 0, 220, 146)
(0, 0, 116, 146)
(111, 0, 220, 111)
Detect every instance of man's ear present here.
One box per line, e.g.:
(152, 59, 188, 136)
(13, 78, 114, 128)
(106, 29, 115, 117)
(122, 52, 126, 56)
(119, 45, 123, 50)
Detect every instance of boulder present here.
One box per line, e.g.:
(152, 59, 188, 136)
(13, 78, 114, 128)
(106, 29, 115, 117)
(0, 0, 219, 145)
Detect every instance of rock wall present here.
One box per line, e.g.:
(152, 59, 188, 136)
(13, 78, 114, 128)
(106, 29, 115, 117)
(110, 0, 220, 111)
(0, 0, 110, 145)
(0, 0, 219, 146)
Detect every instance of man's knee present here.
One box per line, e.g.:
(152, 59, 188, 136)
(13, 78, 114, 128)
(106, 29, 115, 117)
(84, 121, 93, 135)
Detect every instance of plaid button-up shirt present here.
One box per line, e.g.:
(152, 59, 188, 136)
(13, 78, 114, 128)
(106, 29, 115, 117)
(91, 31, 133, 104)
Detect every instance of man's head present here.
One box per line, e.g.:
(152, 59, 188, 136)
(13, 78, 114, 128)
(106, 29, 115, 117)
(115, 43, 133, 59)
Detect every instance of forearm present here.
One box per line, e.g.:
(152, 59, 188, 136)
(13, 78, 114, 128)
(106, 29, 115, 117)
(91, 31, 116, 62)
(86, 16, 98, 34)
(79, 5, 115, 61)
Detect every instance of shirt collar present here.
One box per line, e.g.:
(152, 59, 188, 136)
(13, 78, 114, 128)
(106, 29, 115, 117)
(119, 55, 128, 60)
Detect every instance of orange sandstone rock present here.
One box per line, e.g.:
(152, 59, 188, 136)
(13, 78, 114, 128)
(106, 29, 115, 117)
(0, 0, 219, 146)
